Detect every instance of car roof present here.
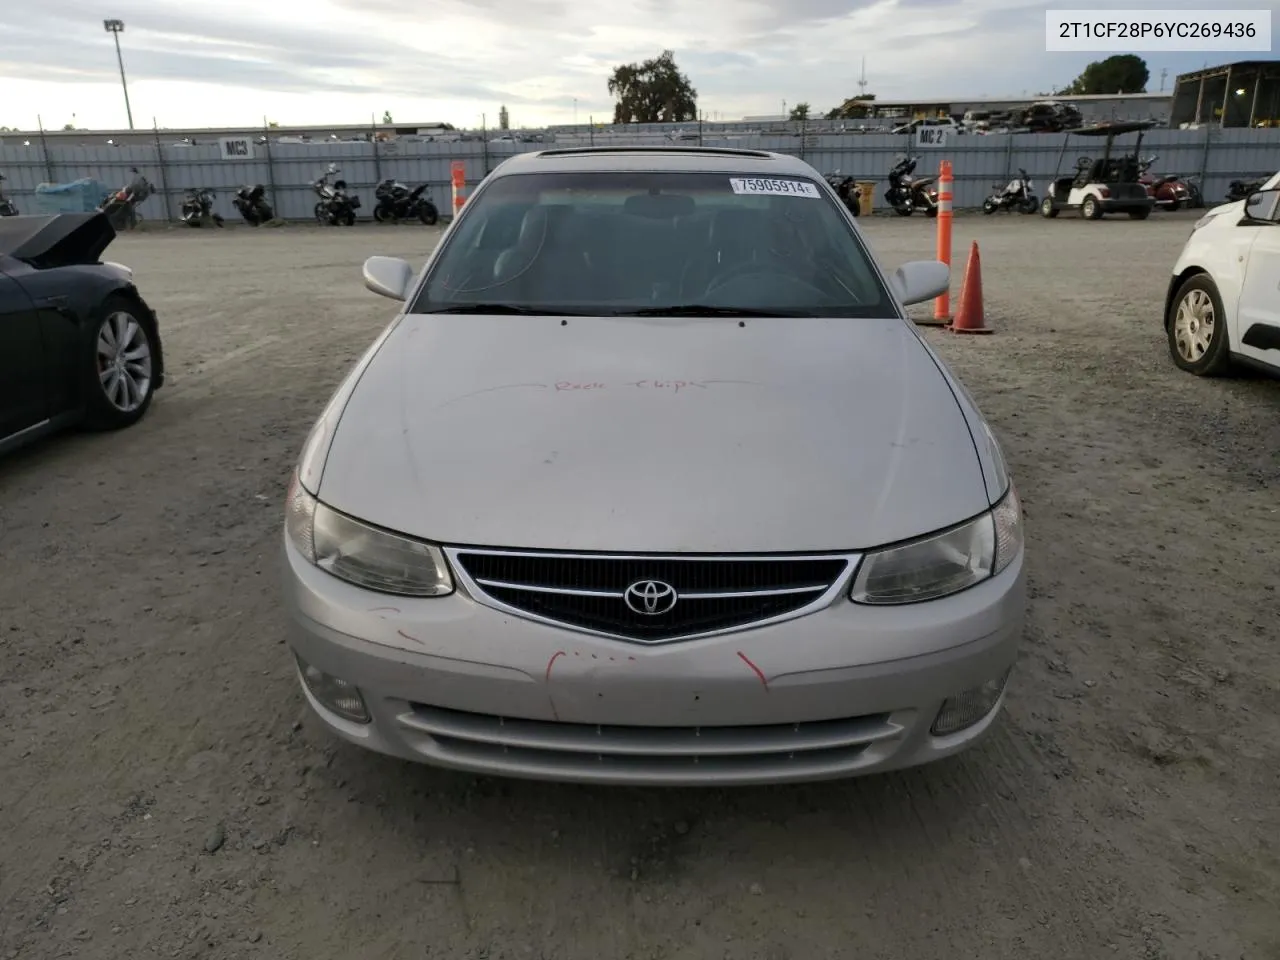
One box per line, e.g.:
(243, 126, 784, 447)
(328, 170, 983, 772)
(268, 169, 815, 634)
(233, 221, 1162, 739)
(485, 146, 820, 179)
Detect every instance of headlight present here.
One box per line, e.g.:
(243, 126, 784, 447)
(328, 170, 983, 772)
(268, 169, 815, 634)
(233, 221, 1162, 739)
(1191, 213, 1215, 233)
(285, 470, 454, 597)
(850, 485, 1023, 605)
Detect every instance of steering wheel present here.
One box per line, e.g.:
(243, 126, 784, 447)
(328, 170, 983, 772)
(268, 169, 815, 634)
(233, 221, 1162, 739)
(1076, 156, 1092, 169)
(703, 258, 828, 300)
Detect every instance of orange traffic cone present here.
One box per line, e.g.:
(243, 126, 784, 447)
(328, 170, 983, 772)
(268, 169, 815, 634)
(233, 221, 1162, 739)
(949, 241, 992, 335)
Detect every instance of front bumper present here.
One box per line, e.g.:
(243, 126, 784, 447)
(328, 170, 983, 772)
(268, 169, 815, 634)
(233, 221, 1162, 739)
(282, 538, 1026, 786)
(1100, 196, 1156, 212)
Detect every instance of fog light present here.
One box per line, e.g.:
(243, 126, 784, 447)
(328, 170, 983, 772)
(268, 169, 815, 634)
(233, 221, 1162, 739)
(295, 654, 370, 724)
(930, 668, 1011, 737)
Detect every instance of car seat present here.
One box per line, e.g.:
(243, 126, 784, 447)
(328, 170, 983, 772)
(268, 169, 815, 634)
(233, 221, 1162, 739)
(491, 204, 584, 301)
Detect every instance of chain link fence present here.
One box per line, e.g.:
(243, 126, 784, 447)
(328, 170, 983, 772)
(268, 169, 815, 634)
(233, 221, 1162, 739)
(1, 123, 1276, 222)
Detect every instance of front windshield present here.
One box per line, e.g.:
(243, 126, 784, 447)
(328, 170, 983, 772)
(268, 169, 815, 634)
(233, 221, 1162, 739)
(409, 170, 892, 317)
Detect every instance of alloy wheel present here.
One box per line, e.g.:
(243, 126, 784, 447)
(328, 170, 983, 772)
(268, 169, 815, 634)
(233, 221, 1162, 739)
(97, 311, 153, 412)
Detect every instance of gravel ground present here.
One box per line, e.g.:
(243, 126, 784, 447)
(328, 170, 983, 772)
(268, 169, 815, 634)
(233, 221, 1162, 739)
(1, 212, 1278, 960)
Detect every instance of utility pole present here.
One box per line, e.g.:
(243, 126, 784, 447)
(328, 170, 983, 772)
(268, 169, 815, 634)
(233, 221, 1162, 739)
(103, 19, 134, 129)
(1160, 68, 1168, 92)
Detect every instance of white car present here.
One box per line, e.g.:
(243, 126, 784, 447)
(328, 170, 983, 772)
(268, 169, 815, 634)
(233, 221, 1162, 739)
(1165, 170, 1280, 376)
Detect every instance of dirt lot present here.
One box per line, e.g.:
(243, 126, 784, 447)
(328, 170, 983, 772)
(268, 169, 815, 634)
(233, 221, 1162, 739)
(1, 211, 1278, 960)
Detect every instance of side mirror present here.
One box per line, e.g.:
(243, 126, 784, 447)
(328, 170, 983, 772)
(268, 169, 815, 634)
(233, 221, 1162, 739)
(889, 259, 950, 306)
(362, 256, 413, 301)
(1244, 188, 1280, 223)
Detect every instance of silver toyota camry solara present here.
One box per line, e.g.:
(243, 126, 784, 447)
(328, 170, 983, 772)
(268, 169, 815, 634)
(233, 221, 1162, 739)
(282, 146, 1026, 787)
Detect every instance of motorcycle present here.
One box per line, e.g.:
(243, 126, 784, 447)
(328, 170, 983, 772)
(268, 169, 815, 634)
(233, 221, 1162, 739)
(312, 163, 360, 226)
(982, 168, 1038, 214)
(180, 187, 224, 227)
(373, 178, 440, 225)
(100, 167, 153, 230)
(0, 173, 17, 217)
(823, 171, 861, 217)
(1136, 156, 1191, 211)
(1226, 176, 1268, 203)
(232, 184, 274, 225)
(884, 155, 938, 217)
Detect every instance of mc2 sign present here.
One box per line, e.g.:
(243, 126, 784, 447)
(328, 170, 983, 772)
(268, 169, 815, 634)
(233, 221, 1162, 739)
(219, 137, 255, 160)
(915, 127, 948, 148)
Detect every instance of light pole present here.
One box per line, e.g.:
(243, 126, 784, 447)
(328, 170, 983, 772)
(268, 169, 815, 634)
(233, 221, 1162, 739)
(573, 98, 578, 126)
(103, 19, 134, 129)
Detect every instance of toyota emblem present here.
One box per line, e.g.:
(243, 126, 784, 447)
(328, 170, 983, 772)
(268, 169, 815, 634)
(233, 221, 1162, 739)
(623, 579, 678, 616)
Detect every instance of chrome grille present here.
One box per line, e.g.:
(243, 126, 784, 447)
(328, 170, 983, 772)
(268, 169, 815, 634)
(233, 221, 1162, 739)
(446, 549, 855, 643)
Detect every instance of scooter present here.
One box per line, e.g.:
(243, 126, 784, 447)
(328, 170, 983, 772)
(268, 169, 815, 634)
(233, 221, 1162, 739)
(1182, 174, 1205, 209)
(313, 164, 360, 226)
(0, 173, 18, 216)
(373, 179, 440, 225)
(232, 185, 274, 225)
(884, 155, 938, 217)
(180, 187, 224, 227)
(982, 168, 1038, 214)
(823, 171, 861, 217)
(1137, 156, 1191, 211)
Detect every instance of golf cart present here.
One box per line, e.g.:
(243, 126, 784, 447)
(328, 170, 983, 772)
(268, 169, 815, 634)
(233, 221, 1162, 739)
(1040, 121, 1158, 221)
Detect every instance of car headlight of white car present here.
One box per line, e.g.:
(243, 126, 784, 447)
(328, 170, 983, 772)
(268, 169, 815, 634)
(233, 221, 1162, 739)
(850, 485, 1022, 604)
(285, 471, 454, 597)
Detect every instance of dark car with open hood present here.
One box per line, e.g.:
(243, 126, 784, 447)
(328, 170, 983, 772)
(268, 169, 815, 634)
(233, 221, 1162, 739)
(0, 211, 165, 456)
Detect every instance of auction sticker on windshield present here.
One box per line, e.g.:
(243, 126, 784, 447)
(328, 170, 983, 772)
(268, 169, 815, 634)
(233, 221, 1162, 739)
(729, 178, 821, 198)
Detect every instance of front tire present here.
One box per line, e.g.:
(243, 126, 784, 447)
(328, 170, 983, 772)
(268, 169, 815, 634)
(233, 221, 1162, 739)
(418, 201, 440, 226)
(983, 198, 998, 214)
(1041, 196, 1058, 218)
(1167, 274, 1231, 376)
(1020, 196, 1039, 214)
(373, 204, 393, 223)
(1082, 196, 1102, 220)
(314, 202, 328, 224)
(84, 295, 157, 430)
(342, 208, 356, 227)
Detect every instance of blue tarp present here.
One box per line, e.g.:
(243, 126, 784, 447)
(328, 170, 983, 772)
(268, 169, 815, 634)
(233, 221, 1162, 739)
(34, 179, 110, 214)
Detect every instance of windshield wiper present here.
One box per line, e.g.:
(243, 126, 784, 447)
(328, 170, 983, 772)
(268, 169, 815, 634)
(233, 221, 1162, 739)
(610, 305, 802, 318)
(422, 303, 585, 315)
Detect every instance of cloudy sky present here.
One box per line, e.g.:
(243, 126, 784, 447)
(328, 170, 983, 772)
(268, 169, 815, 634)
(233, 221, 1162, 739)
(0, 0, 1257, 131)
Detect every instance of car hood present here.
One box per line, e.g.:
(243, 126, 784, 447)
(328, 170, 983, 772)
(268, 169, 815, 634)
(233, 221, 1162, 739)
(316, 314, 991, 553)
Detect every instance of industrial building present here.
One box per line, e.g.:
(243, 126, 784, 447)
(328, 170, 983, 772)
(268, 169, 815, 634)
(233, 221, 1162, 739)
(830, 92, 1172, 124)
(1171, 61, 1280, 128)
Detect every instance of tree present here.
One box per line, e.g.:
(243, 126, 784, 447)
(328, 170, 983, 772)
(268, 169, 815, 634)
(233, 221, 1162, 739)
(789, 102, 810, 121)
(607, 50, 697, 124)
(827, 93, 875, 120)
(61, 123, 76, 130)
(1059, 55, 1148, 95)
(382, 110, 393, 124)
